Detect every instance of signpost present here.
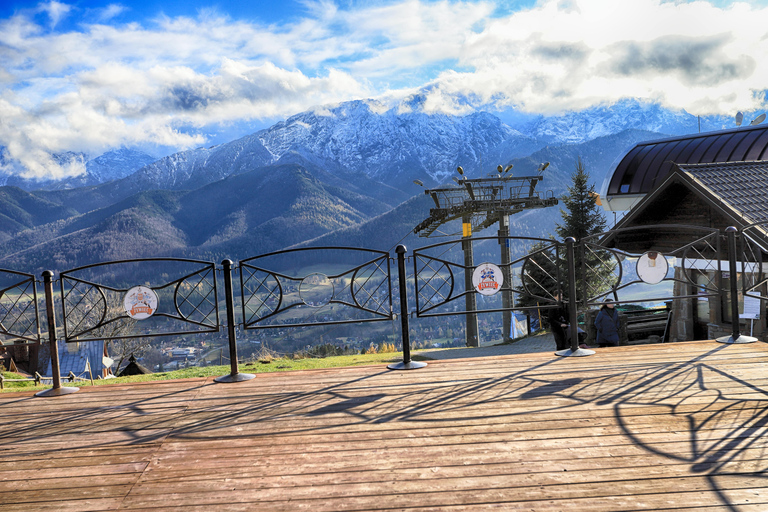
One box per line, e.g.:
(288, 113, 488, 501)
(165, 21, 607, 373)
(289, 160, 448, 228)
(740, 292, 761, 336)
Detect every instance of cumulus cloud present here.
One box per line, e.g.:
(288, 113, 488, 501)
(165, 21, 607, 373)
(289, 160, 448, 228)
(38, 0, 72, 28)
(1, 0, 767, 179)
(420, 0, 768, 115)
(604, 34, 756, 86)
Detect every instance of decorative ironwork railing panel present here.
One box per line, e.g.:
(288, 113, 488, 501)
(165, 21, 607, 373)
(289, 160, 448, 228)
(580, 225, 722, 308)
(0, 269, 41, 345)
(740, 222, 768, 306)
(60, 258, 219, 341)
(413, 236, 566, 317)
(240, 247, 393, 329)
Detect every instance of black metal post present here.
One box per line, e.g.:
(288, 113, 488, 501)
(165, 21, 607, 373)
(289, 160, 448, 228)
(214, 260, 256, 383)
(567, 238, 579, 351)
(388, 245, 426, 370)
(462, 216, 479, 347)
(498, 216, 512, 343)
(717, 227, 756, 344)
(729, 227, 741, 340)
(35, 271, 78, 397)
(555, 237, 595, 357)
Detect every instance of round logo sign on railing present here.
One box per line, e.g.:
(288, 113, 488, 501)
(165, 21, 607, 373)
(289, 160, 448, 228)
(124, 286, 158, 320)
(636, 251, 668, 285)
(472, 262, 504, 296)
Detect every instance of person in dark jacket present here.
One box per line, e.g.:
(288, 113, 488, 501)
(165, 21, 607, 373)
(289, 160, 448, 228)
(547, 293, 569, 351)
(594, 300, 620, 347)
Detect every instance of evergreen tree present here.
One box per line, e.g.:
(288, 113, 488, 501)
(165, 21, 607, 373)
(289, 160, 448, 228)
(556, 157, 616, 301)
(517, 240, 562, 307)
(516, 158, 615, 309)
(556, 157, 607, 240)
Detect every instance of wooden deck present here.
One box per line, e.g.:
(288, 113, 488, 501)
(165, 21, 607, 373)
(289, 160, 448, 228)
(2, 340, 768, 511)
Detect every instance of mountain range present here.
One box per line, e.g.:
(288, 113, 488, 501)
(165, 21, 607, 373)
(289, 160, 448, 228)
(0, 98, 736, 274)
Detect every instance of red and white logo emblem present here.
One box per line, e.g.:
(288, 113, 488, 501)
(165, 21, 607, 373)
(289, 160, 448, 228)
(124, 286, 158, 320)
(472, 263, 504, 296)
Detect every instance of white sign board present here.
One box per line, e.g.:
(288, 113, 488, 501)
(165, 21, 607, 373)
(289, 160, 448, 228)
(472, 262, 503, 296)
(124, 286, 158, 320)
(740, 293, 761, 320)
(637, 251, 668, 285)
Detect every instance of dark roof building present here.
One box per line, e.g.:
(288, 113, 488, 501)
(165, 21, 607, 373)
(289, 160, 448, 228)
(45, 339, 110, 378)
(602, 124, 768, 212)
(607, 160, 768, 251)
(117, 354, 152, 377)
(601, 126, 768, 343)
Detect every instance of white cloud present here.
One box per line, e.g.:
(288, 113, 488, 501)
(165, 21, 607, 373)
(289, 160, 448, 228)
(38, 0, 72, 28)
(421, 0, 768, 115)
(97, 4, 128, 22)
(1, 0, 767, 179)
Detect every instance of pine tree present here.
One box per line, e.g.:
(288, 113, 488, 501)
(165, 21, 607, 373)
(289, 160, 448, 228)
(556, 157, 615, 301)
(515, 158, 617, 316)
(556, 157, 607, 240)
(518, 240, 562, 306)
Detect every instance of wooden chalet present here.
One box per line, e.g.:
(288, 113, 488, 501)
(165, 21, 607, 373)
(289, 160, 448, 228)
(600, 124, 768, 342)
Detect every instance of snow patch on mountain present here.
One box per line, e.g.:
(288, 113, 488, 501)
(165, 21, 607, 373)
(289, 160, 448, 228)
(256, 100, 538, 184)
(526, 99, 709, 144)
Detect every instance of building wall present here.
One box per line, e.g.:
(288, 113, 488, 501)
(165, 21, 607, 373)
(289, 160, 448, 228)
(668, 266, 768, 342)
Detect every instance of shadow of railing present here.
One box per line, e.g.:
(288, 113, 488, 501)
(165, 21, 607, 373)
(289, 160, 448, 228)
(2, 343, 766, 508)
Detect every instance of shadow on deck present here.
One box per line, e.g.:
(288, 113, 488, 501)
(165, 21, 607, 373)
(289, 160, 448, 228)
(1, 340, 768, 511)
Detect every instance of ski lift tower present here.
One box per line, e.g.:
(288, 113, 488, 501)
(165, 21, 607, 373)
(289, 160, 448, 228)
(413, 163, 558, 347)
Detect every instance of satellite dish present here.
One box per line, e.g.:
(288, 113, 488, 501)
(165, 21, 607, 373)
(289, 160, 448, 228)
(736, 111, 744, 126)
(750, 113, 766, 126)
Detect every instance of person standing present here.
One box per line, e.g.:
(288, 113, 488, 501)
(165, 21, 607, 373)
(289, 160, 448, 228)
(594, 300, 620, 348)
(547, 293, 569, 351)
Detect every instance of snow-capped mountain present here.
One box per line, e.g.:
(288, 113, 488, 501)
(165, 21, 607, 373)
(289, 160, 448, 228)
(85, 148, 158, 183)
(121, 98, 732, 196)
(0, 148, 156, 191)
(257, 100, 541, 184)
(525, 98, 737, 144)
(1, 97, 736, 195)
(119, 100, 543, 195)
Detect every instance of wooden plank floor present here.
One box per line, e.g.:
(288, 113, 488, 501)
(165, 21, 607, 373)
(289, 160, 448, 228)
(2, 340, 768, 511)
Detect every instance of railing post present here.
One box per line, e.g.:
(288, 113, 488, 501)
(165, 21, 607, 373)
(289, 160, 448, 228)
(498, 216, 512, 343)
(555, 237, 595, 357)
(388, 245, 426, 370)
(35, 271, 79, 397)
(214, 260, 256, 383)
(717, 227, 756, 344)
(462, 216, 479, 347)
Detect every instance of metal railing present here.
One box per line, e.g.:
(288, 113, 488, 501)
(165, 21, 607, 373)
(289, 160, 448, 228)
(0, 223, 763, 395)
(0, 269, 41, 345)
(59, 258, 220, 341)
(239, 247, 393, 329)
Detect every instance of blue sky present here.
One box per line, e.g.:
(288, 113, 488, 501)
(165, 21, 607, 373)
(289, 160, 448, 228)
(1, 0, 767, 179)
